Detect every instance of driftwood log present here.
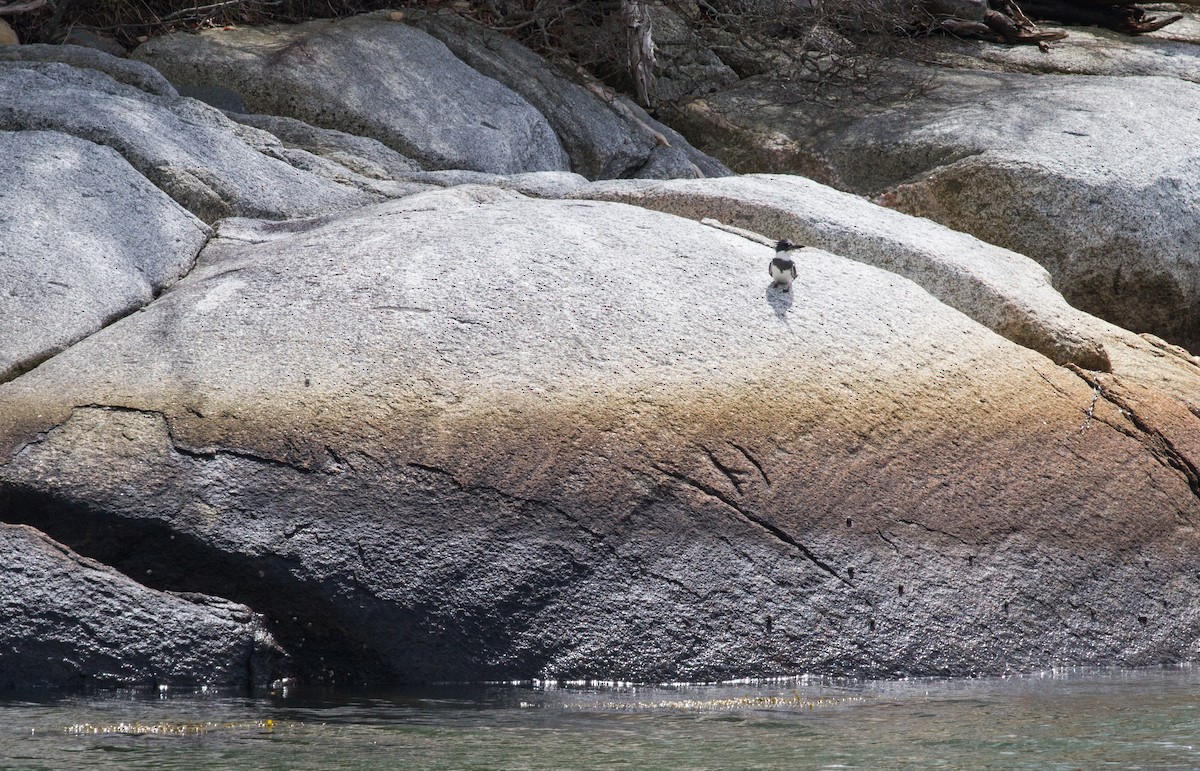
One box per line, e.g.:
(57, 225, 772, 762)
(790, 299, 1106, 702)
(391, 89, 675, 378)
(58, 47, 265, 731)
(1021, 0, 1183, 34)
(932, 0, 1183, 47)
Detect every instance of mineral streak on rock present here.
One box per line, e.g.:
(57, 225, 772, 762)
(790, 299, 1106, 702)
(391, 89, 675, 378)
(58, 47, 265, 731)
(4, 188, 1200, 684)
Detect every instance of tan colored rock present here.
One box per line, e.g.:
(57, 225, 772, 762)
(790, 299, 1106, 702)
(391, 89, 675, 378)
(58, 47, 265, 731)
(0, 19, 18, 47)
(4, 187, 1200, 683)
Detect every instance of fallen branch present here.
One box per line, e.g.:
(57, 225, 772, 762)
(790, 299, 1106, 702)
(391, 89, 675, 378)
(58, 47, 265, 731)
(0, 0, 47, 16)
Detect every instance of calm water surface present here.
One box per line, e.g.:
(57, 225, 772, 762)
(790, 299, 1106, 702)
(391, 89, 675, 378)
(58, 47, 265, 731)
(2, 668, 1199, 769)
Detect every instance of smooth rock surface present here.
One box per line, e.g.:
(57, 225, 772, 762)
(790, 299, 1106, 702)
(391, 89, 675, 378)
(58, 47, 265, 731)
(0, 43, 177, 96)
(4, 187, 1200, 684)
(133, 14, 570, 175)
(0, 129, 210, 384)
(673, 67, 1200, 350)
(0, 60, 379, 222)
(411, 11, 731, 179)
(575, 173, 1111, 370)
(0, 523, 286, 689)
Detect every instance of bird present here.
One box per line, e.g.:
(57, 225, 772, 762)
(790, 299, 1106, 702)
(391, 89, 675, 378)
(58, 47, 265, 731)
(769, 239, 803, 291)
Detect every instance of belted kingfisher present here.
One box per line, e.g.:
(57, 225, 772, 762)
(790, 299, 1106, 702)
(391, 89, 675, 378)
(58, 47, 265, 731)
(769, 239, 803, 291)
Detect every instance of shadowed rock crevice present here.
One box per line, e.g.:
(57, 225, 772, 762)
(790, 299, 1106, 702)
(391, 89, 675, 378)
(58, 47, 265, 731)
(0, 487, 394, 685)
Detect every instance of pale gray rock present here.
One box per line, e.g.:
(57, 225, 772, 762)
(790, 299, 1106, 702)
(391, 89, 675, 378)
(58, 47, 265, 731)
(0, 129, 210, 384)
(4, 187, 1200, 685)
(0, 43, 174, 96)
(411, 10, 731, 179)
(0, 523, 286, 689)
(675, 66, 1200, 350)
(221, 113, 434, 200)
(575, 173, 1111, 370)
(229, 111, 422, 180)
(133, 14, 570, 175)
(931, 11, 1200, 83)
(400, 169, 591, 198)
(0, 60, 380, 222)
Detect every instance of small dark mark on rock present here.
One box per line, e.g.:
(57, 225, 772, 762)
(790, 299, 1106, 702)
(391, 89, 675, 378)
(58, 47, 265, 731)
(374, 305, 432, 313)
(847, 567, 855, 580)
(897, 584, 904, 596)
(1138, 615, 1148, 625)
(845, 517, 852, 528)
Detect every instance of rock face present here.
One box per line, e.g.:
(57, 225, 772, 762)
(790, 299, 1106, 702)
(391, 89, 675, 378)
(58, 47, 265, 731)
(411, 11, 731, 180)
(132, 11, 729, 181)
(0, 523, 286, 689)
(575, 173, 1112, 371)
(133, 14, 570, 175)
(4, 186, 1200, 684)
(0, 129, 210, 383)
(5, 20, 1200, 689)
(0, 57, 380, 222)
(672, 64, 1200, 351)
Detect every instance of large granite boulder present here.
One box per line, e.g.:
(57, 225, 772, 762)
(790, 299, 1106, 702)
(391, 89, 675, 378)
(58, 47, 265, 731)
(4, 186, 1200, 684)
(409, 11, 731, 179)
(0, 58, 380, 222)
(132, 14, 570, 175)
(672, 65, 1200, 351)
(0, 523, 286, 689)
(574, 173, 1112, 371)
(0, 129, 210, 384)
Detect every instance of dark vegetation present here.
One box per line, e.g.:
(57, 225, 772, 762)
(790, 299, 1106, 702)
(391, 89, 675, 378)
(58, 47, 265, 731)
(0, 0, 1186, 106)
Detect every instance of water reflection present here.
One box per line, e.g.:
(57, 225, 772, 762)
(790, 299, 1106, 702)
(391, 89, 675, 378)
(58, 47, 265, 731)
(2, 667, 1199, 769)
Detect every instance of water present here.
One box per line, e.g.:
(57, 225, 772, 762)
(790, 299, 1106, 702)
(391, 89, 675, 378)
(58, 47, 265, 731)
(3, 668, 1199, 769)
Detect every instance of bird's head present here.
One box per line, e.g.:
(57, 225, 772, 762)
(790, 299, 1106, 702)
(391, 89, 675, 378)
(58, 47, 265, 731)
(775, 239, 803, 252)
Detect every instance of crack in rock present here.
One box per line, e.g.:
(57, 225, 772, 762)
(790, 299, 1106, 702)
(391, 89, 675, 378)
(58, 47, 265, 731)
(650, 461, 849, 585)
(1067, 366, 1200, 500)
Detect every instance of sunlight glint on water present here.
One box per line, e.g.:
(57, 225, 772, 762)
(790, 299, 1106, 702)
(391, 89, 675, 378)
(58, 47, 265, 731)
(2, 667, 1199, 769)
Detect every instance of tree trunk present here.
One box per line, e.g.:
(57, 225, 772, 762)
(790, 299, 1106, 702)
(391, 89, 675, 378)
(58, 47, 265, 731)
(621, 0, 656, 108)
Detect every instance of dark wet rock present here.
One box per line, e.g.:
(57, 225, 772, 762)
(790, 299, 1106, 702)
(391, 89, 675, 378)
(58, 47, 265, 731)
(0, 523, 286, 689)
(3, 187, 1200, 685)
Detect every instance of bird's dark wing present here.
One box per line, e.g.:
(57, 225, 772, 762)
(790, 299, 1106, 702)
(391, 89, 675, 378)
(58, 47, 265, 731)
(789, 264, 798, 279)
